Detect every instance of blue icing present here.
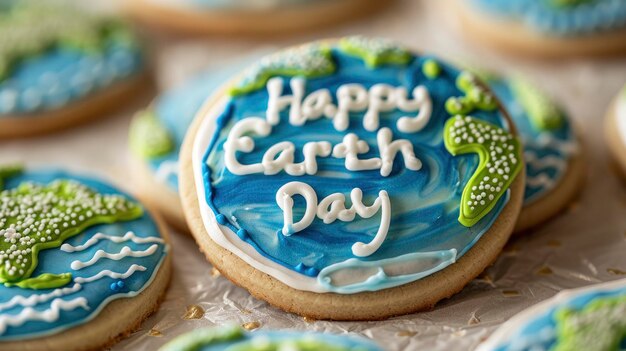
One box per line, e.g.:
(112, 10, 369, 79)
(470, 0, 626, 35)
(486, 78, 575, 205)
(488, 282, 626, 351)
(188, 0, 315, 9)
(0, 169, 167, 340)
(0, 42, 143, 115)
(201, 49, 510, 292)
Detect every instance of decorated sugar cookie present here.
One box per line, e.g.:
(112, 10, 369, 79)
(477, 278, 626, 351)
(0, 165, 170, 350)
(0, 1, 147, 138)
(160, 325, 382, 351)
(606, 84, 626, 179)
(179, 36, 525, 320)
(126, 0, 387, 35)
(452, 0, 626, 57)
(477, 71, 584, 232)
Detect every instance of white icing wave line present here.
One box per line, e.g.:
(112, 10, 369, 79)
(74, 264, 147, 283)
(61, 231, 164, 253)
(70, 245, 159, 270)
(0, 297, 89, 335)
(154, 160, 179, 184)
(526, 173, 556, 189)
(524, 152, 566, 173)
(528, 133, 578, 156)
(0, 284, 82, 312)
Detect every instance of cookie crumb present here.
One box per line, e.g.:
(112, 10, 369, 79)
(536, 266, 553, 276)
(607, 268, 626, 275)
(210, 267, 221, 277)
(468, 314, 480, 325)
(242, 321, 261, 331)
(182, 304, 205, 319)
(148, 328, 163, 337)
(502, 290, 521, 297)
(396, 330, 417, 337)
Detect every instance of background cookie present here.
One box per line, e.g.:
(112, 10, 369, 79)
(126, 0, 388, 36)
(180, 37, 525, 320)
(0, 1, 149, 139)
(451, 0, 626, 57)
(478, 72, 585, 233)
(161, 325, 383, 351)
(476, 278, 626, 351)
(0, 166, 170, 351)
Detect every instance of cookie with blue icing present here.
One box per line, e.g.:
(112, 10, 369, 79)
(476, 278, 626, 351)
(0, 1, 148, 139)
(179, 37, 525, 320)
(160, 325, 382, 351)
(605, 84, 626, 180)
(475, 71, 584, 233)
(453, 0, 626, 57)
(126, 0, 387, 36)
(0, 165, 170, 350)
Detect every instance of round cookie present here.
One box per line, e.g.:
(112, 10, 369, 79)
(126, 0, 387, 36)
(0, 165, 170, 350)
(476, 278, 626, 351)
(606, 85, 626, 179)
(179, 36, 525, 320)
(160, 325, 382, 351)
(0, 1, 148, 139)
(477, 71, 584, 233)
(452, 0, 626, 57)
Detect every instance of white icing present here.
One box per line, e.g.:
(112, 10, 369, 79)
(60, 231, 165, 253)
(526, 173, 555, 189)
(332, 133, 382, 171)
(276, 181, 390, 257)
(74, 264, 147, 283)
(0, 284, 82, 312)
(0, 297, 89, 335)
(223, 117, 272, 175)
(618, 95, 626, 146)
(154, 160, 180, 184)
(377, 127, 422, 176)
(524, 152, 566, 172)
(70, 245, 159, 270)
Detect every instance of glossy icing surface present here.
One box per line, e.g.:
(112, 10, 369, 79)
(470, 0, 626, 35)
(0, 2, 143, 116)
(477, 278, 626, 351)
(618, 85, 626, 146)
(0, 169, 168, 340)
(192, 38, 520, 294)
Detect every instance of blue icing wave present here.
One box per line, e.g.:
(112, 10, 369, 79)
(488, 282, 626, 351)
(470, 0, 626, 35)
(202, 49, 509, 292)
(0, 169, 167, 340)
(487, 78, 575, 204)
(0, 41, 143, 115)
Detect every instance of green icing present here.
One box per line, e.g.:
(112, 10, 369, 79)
(0, 1, 136, 81)
(160, 325, 244, 351)
(422, 59, 441, 79)
(0, 179, 143, 289)
(338, 36, 412, 68)
(0, 164, 23, 190)
(509, 77, 564, 131)
(229, 43, 335, 97)
(548, 0, 595, 8)
(129, 110, 175, 159)
(445, 71, 498, 115)
(553, 294, 626, 351)
(443, 116, 522, 227)
(228, 339, 362, 351)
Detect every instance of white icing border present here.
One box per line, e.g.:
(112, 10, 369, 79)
(617, 94, 626, 147)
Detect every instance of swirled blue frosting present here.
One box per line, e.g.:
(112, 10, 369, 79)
(201, 49, 511, 293)
(0, 169, 168, 340)
(470, 0, 626, 35)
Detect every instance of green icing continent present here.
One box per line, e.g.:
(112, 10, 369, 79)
(129, 109, 175, 159)
(548, 0, 595, 8)
(0, 1, 136, 81)
(509, 77, 564, 131)
(422, 59, 441, 79)
(444, 116, 523, 227)
(0, 164, 23, 190)
(553, 294, 626, 351)
(160, 325, 244, 351)
(229, 43, 335, 97)
(338, 35, 412, 68)
(0, 179, 143, 289)
(445, 71, 498, 115)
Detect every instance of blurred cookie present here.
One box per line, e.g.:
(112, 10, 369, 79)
(0, 1, 148, 139)
(452, 0, 626, 57)
(606, 84, 626, 179)
(126, 0, 387, 35)
(0, 165, 170, 351)
(179, 36, 525, 320)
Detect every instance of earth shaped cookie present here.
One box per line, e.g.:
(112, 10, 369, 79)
(0, 1, 148, 139)
(0, 165, 170, 351)
(179, 36, 525, 320)
(161, 325, 382, 351)
(452, 0, 626, 57)
(477, 278, 626, 351)
(606, 84, 626, 179)
(126, 0, 387, 35)
(478, 71, 584, 233)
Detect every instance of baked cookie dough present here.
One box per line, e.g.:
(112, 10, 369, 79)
(179, 36, 525, 320)
(0, 165, 170, 351)
(0, 1, 149, 139)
